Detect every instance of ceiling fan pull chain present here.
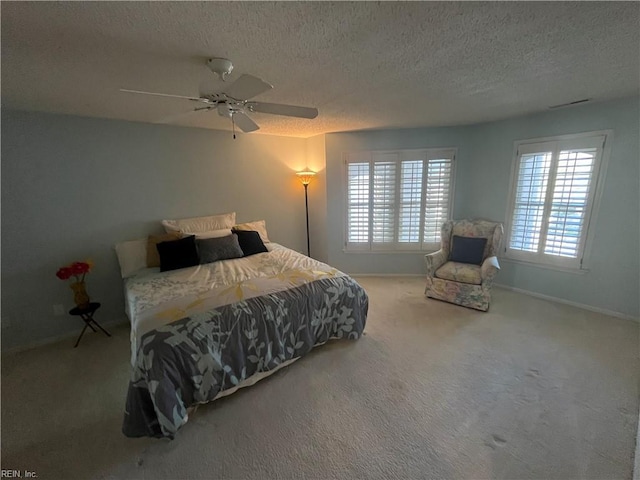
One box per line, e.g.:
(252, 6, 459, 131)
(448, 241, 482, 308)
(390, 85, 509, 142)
(232, 114, 236, 139)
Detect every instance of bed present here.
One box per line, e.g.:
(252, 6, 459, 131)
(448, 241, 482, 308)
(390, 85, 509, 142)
(120, 241, 368, 439)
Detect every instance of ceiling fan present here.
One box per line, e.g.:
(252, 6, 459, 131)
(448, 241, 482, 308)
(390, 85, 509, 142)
(120, 58, 319, 138)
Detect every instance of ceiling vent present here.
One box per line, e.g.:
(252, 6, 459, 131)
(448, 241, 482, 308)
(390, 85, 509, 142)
(549, 98, 591, 109)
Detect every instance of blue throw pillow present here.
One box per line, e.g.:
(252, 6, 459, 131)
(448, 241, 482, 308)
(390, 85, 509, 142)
(449, 235, 487, 265)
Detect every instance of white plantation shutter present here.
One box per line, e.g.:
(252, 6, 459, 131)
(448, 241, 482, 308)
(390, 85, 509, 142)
(346, 162, 370, 246)
(423, 156, 453, 246)
(506, 134, 605, 268)
(509, 147, 552, 252)
(345, 149, 455, 251)
(372, 154, 398, 246)
(398, 159, 423, 244)
(544, 148, 596, 258)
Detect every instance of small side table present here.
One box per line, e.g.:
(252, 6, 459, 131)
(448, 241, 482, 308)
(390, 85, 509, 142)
(69, 302, 111, 348)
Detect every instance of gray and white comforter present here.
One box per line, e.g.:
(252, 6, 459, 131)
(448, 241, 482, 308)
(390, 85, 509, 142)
(122, 244, 368, 438)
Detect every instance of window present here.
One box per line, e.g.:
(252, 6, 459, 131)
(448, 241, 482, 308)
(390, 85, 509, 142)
(345, 148, 456, 252)
(505, 132, 608, 269)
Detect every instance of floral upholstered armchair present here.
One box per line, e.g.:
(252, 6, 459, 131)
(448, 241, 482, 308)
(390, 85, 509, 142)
(424, 219, 503, 311)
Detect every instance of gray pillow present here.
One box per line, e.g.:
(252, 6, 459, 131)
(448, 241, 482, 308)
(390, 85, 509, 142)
(196, 234, 244, 264)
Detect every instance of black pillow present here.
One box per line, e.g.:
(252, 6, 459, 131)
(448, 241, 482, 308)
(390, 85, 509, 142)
(156, 235, 200, 272)
(449, 235, 487, 265)
(232, 230, 268, 257)
(196, 234, 244, 264)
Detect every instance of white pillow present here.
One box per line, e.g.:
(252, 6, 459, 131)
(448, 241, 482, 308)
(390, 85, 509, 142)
(233, 220, 270, 243)
(162, 212, 236, 234)
(115, 238, 148, 278)
(194, 228, 233, 239)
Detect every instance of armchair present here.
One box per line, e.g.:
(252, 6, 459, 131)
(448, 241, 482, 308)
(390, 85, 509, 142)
(424, 219, 503, 311)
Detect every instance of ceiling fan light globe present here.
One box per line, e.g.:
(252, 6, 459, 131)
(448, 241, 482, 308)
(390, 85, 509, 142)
(207, 58, 234, 81)
(217, 103, 232, 118)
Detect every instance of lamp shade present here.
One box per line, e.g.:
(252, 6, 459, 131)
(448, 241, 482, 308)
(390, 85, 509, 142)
(296, 171, 316, 185)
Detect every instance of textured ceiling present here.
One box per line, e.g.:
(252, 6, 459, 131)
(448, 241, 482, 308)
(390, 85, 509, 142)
(2, 2, 639, 138)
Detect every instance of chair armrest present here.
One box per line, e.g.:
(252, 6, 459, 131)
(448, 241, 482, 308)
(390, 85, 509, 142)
(481, 256, 500, 281)
(424, 249, 447, 276)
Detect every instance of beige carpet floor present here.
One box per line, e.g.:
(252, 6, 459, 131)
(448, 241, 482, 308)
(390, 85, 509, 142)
(1, 277, 638, 479)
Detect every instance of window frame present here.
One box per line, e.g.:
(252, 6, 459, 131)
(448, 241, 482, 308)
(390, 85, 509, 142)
(504, 130, 612, 271)
(343, 147, 457, 253)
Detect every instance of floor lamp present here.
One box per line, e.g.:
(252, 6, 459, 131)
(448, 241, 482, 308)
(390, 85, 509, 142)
(296, 171, 316, 257)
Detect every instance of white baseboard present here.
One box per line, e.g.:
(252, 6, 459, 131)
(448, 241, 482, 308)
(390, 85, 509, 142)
(2, 318, 129, 355)
(347, 276, 638, 320)
(495, 283, 639, 322)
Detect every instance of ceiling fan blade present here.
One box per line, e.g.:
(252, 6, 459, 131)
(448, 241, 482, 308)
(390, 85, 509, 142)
(231, 112, 260, 133)
(225, 74, 272, 100)
(120, 88, 203, 102)
(247, 102, 318, 119)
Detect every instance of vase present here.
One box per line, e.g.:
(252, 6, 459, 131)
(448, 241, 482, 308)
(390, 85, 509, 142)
(70, 281, 90, 309)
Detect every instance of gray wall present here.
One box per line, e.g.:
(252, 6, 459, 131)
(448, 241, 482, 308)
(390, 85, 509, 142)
(324, 126, 474, 274)
(463, 97, 639, 318)
(324, 97, 639, 318)
(3, 96, 638, 350)
(1, 110, 308, 349)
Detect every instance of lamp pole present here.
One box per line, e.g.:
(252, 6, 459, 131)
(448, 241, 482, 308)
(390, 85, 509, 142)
(296, 170, 316, 258)
(304, 183, 310, 257)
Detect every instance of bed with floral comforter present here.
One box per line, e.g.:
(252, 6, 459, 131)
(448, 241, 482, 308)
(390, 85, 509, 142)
(122, 243, 368, 438)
